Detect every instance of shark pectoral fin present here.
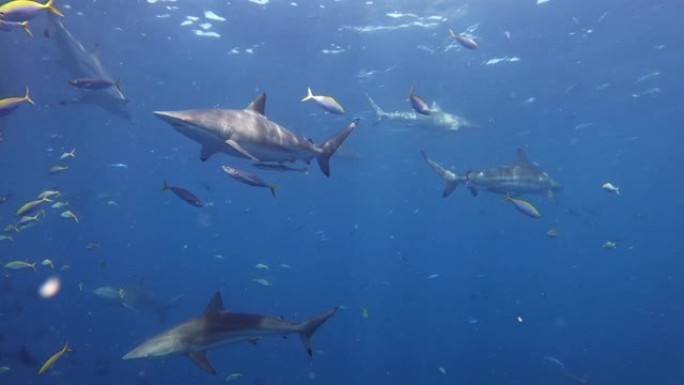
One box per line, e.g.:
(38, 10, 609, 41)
(226, 139, 260, 161)
(546, 190, 558, 203)
(443, 182, 458, 198)
(188, 350, 216, 375)
(200, 146, 217, 162)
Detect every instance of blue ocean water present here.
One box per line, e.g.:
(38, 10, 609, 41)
(1, 0, 683, 384)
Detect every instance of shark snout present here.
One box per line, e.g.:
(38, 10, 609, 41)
(153, 111, 186, 124)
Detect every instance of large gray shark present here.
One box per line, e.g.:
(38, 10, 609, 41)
(153, 93, 359, 176)
(421, 149, 561, 199)
(367, 95, 470, 132)
(46, 14, 131, 120)
(123, 292, 337, 375)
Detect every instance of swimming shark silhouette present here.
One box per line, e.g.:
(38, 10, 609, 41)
(46, 14, 131, 120)
(123, 292, 337, 375)
(153, 93, 359, 176)
(421, 149, 561, 199)
(367, 95, 470, 132)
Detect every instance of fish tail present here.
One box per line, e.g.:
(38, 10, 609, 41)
(420, 151, 460, 198)
(301, 87, 314, 102)
(46, 0, 64, 17)
(365, 95, 384, 124)
(616, 187, 620, 196)
(161, 179, 169, 192)
(447, 28, 457, 39)
(31, 262, 37, 273)
(24, 87, 35, 105)
(115, 79, 121, 92)
(317, 119, 360, 177)
(269, 185, 278, 198)
(297, 307, 337, 357)
(408, 86, 414, 101)
(21, 21, 33, 37)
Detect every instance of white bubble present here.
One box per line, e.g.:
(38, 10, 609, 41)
(39, 277, 61, 299)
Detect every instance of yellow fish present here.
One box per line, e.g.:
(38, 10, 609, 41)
(37, 190, 61, 199)
(49, 165, 69, 174)
(4, 260, 36, 272)
(0, 0, 63, 22)
(252, 278, 271, 287)
(37, 341, 70, 376)
(0, 234, 13, 241)
(16, 196, 51, 216)
(546, 228, 560, 238)
(255, 263, 270, 270)
(61, 210, 78, 223)
(60, 148, 76, 160)
(0, 86, 34, 116)
(41, 259, 54, 269)
(225, 372, 244, 382)
(603, 241, 617, 249)
(301, 87, 344, 114)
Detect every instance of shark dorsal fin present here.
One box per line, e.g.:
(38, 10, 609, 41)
(515, 149, 534, 169)
(246, 93, 267, 115)
(204, 292, 224, 316)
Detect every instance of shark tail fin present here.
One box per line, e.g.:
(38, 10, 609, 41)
(301, 87, 314, 102)
(46, 0, 64, 17)
(317, 119, 360, 177)
(298, 307, 338, 357)
(420, 151, 460, 198)
(366, 95, 384, 125)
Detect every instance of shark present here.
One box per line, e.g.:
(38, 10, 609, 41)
(84, 283, 182, 322)
(367, 95, 470, 133)
(123, 292, 337, 375)
(46, 14, 131, 120)
(153, 93, 359, 176)
(421, 149, 561, 199)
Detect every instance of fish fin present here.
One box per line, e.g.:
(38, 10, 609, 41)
(200, 145, 216, 162)
(515, 149, 535, 169)
(24, 87, 35, 105)
(407, 86, 414, 101)
(46, 0, 64, 17)
(298, 307, 338, 357)
(188, 350, 216, 375)
(366, 95, 384, 124)
(420, 151, 460, 197)
(269, 185, 278, 198)
(448, 28, 457, 39)
(226, 139, 260, 161)
(204, 292, 224, 316)
(317, 119, 359, 177)
(546, 190, 558, 202)
(114, 79, 121, 93)
(301, 87, 314, 102)
(22, 22, 33, 37)
(246, 93, 266, 115)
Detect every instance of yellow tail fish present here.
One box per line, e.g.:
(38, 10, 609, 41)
(38, 341, 70, 375)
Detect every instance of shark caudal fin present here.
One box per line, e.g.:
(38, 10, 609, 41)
(298, 307, 338, 357)
(317, 119, 360, 177)
(366, 95, 384, 125)
(420, 151, 460, 198)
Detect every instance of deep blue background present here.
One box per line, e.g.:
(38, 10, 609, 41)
(1, 0, 683, 384)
